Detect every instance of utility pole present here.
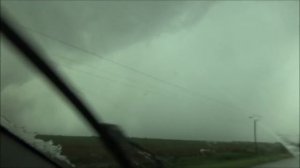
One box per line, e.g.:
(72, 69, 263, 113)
(253, 119, 257, 154)
(249, 115, 260, 154)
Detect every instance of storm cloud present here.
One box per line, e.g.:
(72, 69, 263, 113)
(1, 1, 299, 143)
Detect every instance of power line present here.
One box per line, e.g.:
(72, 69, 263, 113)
(59, 64, 164, 97)
(18, 25, 199, 93)
(18, 24, 255, 116)
(19, 25, 207, 98)
(46, 54, 179, 99)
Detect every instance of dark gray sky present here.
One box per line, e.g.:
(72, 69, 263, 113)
(1, 1, 299, 143)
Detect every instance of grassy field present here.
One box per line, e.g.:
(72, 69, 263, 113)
(169, 153, 291, 168)
(37, 135, 292, 168)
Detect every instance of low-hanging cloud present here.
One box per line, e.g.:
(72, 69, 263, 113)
(1, 1, 298, 143)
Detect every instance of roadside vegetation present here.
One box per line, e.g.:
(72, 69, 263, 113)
(169, 153, 291, 168)
(38, 135, 292, 168)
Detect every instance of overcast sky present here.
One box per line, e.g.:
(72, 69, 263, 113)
(1, 1, 299, 143)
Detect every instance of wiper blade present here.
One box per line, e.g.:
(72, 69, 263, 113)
(101, 123, 163, 168)
(128, 141, 163, 168)
(1, 13, 135, 168)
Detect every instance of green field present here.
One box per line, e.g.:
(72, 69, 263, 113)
(37, 135, 292, 168)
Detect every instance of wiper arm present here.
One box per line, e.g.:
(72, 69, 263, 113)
(128, 140, 163, 168)
(101, 123, 164, 168)
(1, 13, 135, 168)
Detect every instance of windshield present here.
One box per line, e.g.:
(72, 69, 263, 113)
(1, 1, 299, 168)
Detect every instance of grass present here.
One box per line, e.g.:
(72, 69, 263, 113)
(170, 153, 292, 168)
(37, 135, 292, 168)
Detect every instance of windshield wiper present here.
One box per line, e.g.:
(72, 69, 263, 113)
(102, 123, 163, 168)
(1, 13, 162, 168)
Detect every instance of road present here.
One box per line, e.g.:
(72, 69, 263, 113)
(253, 156, 299, 168)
